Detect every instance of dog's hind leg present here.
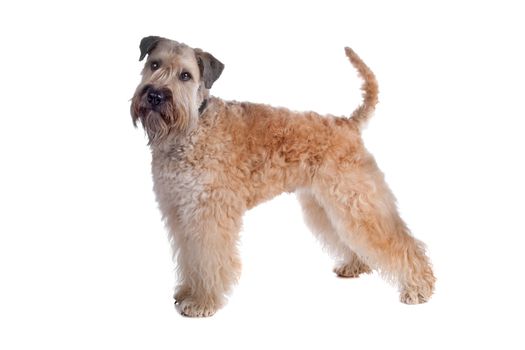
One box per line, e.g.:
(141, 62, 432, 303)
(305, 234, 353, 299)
(297, 189, 371, 278)
(313, 159, 435, 304)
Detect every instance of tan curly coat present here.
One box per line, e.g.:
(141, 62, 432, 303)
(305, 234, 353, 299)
(131, 37, 435, 317)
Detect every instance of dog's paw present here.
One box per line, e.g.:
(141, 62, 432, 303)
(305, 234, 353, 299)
(400, 271, 435, 304)
(175, 298, 218, 317)
(174, 286, 191, 304)
(399, 288, 432, 305)
(333, 261, 372, 278)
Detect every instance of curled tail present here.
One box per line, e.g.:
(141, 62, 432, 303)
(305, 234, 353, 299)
(345, 47, 379, 129)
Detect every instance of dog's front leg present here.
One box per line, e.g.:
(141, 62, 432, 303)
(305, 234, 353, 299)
(165, 194, 243, 317)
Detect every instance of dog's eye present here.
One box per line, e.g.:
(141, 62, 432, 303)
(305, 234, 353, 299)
(179, 72, 192, 81)
(150, 61, 160, 71)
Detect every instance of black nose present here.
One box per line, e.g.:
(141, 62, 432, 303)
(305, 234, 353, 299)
(147, 89, 165, 106)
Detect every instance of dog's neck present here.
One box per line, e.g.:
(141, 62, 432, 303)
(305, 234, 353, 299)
(151, 104, 208, 154)
(198, 98, 208, 115)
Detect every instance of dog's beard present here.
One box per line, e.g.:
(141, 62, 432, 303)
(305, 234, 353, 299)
(131, 94, 194, 145)
(141, 109, 172, 145)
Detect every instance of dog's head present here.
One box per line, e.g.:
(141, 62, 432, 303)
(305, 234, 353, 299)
(130, 36, 224, 145)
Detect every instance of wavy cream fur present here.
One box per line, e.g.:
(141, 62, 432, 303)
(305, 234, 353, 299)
(131, 37, 435, 317)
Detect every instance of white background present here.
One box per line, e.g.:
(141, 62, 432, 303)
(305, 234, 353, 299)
(1, 0, 524, 349)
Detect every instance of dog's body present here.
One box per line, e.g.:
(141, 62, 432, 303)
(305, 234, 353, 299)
(131, 37, 435, 317)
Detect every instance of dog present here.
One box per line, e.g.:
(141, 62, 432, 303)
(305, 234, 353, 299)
(130, 36, 435, 317)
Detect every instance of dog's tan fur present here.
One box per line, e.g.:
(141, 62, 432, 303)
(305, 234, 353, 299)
(131, 37, 435, 317)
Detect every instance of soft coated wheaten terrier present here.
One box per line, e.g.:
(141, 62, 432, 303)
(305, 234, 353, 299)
(130, 36, 435, 317)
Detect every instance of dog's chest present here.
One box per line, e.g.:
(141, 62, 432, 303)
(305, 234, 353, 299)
(150, 142, 209, 207)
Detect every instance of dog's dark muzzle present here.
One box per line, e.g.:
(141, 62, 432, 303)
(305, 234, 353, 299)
(142, 85, 172, 110)
(147, 90, 165, 106)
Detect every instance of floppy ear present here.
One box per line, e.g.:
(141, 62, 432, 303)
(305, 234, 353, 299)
(194, 49, 225, 89)
(139, 36, 163, 61)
